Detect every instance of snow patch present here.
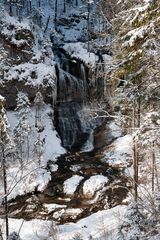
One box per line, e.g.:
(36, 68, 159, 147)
(108, 121, 122, 138)
(70, 165, 81, 172)
(123, 24, 156, 47)
(63, 175, 84, 195)
(4, 62, 56, 88)
(63, 42, 98, 66)
(0, 205, 126, 240)
(104, 134, 133, 168)
(44, 204, 67, 213)
(83, 175, 109, 198)
(0, 105, 65, 199)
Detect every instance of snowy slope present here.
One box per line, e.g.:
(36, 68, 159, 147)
(0, 205, 127, 240)
(0, 106, 65, 200)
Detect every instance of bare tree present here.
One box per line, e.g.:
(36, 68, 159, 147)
(0, 96, 9, 240)
(54, 0, 58, 31)
(0, 226, 3, 240)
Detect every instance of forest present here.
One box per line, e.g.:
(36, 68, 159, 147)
(0, 0, 160, 239)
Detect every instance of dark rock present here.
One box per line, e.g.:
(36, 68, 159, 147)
(0, 81, 54, 109)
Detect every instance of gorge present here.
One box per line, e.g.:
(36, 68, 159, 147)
(2, 0, 160, 239)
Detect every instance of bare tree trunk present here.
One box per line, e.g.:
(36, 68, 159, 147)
(22, 0, 25, 7)
(27, 135, 30, 161)
(133, 100, 136, 132)
(2, 144, 9, 240)
(29, 0, 32, 11)
(27, 1, 29, 15)
(133, 138, 138, 202)
(55, 0, 58, 31)
(0, 226, 3, 240)
(137, 98, 141, 128)
(155, 158, 159, 191)
(19, 136, 23, 170)
(44, 16, 50, 33)
(35, 107, 38, 128)
(38, 134, 41, 166)
(152, 141, 155, 193)
(39, 16, 42, 28)
(87, 1, 90, 52)
(63, 0, 66, 12)
(16, 4, 19, 16)
(9, 0, 13, 16)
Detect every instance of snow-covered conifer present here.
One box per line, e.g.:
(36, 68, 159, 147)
(0, 95, 9, 144)
(14, 92, 31, 163)
(117, 202, 146, 240)
(111, 0, 160, 130)
(34, 91, 44, 131)
(8, 231, 22, 240)
(0, 46, 9, 85)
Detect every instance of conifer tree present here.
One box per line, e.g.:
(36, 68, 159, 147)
(118, 202, 146, 240)
(14, 92, 31, 165)
(111, 0, 160, 130)
(8, 231, 22, 240)
(34, 91, 44, 131)
(0, 46, 8, 82)
(111, 1, 160, 238)
(33, 91, 45, 165)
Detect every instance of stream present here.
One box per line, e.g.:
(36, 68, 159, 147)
(8, 149, 129, 224)
(8, 40, 130, 224)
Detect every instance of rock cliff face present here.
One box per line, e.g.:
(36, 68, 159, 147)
(0, 12, 56, 108)
(0, 0, 113, 149)
(0, 0, 131, 224)
(54, 48, 106, 149)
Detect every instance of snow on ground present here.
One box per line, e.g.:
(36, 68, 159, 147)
(6, 166, 51, 200)
(43, 204, 67, 213)
(103, 54, 112, 69)
(52, 208, 83, 221)
(0, 94, 4, 101)
(1, 10, 31, 33)
(59, 18, 87, 42)
(0, 105, 65, 200)
(103, 134, 133, 168)
(70, 164, 81, 172)
(108, 120, 122, 139)
(0, 6, 30, 30)
(7, 105, 65, 161)
(63, 42, 98, 66)
(49, 163, 58, 172)
(0, 205, 127, 240)
(4, 63, 56, 88)
(63, 175, 84, 195)
(83, 175, 109, 198)
(59, 205, 127, 240)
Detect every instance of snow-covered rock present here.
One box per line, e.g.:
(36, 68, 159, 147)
(43, 204, 67, 213)
(103, 134, 133, 168)
(0, 205, 127, 240)
(63, 175, 84, 195)
(83, 175, 109, 198)
(63, 42, 98, 67)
